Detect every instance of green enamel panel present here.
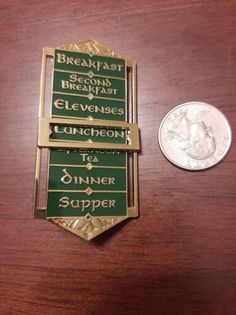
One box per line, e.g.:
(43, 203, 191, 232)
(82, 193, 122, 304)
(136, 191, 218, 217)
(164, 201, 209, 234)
(53, 71, 125, 99)
(54, 49, 126, 78)
(50, 149, 126, 167)
(47, 48, 128, 218)
(52, 94, 126, 121)
(47, 192, 127, 217)
(48, 166, 126, 191)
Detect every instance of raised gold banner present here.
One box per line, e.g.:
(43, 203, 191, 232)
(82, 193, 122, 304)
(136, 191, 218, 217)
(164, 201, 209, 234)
(33, 39, 140, 240)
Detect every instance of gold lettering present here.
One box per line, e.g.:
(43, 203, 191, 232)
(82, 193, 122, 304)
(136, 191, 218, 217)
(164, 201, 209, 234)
(54, 126, 64, 133)
(54, 99, 64, 109)
(60, 169, 116, 186)
(116, 64, 123, 71)
(53, 126, 126, 139)
(56, 53, 124, 73)
(69, 74, 77, 83)
(59, 196, 69, 208)
(61, 168, 72, 184)
(56, 53, 66, 64)
(58, 197, 117, 212)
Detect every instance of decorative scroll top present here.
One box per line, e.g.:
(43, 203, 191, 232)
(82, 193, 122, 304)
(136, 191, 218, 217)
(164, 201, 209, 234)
(59, 38, 123, 58)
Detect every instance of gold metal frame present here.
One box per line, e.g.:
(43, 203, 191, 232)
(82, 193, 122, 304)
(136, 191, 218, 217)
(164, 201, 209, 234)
(33, 39, 139, 240)
(38, 117, 140, 151)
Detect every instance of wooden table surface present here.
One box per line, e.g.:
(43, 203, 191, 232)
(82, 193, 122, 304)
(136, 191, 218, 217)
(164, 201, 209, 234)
(0, 1, 235, 314)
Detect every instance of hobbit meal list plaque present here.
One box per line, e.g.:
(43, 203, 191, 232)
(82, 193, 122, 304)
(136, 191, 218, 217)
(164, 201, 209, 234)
(33, 39, 140, 240)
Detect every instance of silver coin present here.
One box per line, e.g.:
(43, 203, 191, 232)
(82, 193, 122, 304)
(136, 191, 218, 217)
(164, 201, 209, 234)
(158, 102, 232, 170)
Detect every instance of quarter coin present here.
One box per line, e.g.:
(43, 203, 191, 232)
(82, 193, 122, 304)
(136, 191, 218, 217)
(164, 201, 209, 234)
(158, 102, 232, 170)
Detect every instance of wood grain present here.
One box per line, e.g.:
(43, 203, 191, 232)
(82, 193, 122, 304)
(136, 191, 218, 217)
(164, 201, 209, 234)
(0, 0, 235, 314)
